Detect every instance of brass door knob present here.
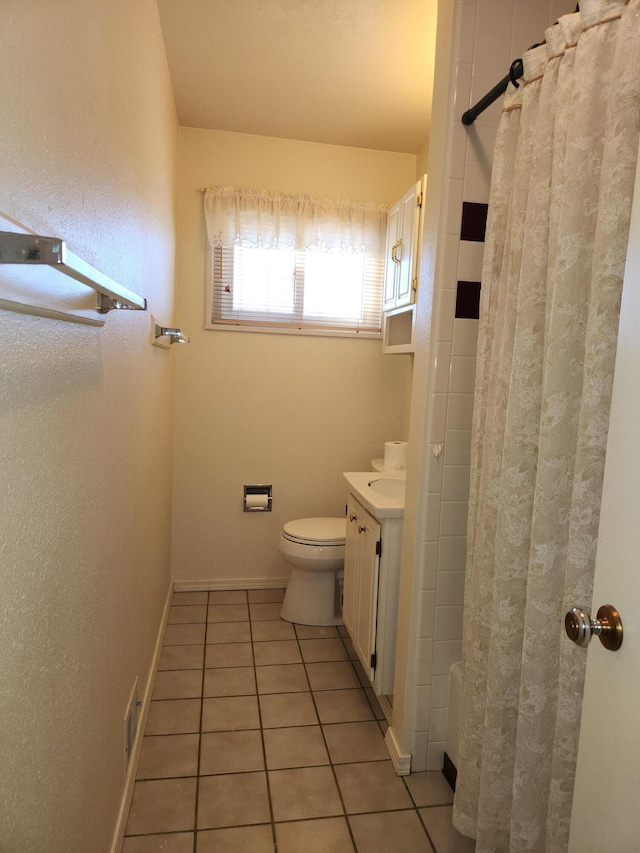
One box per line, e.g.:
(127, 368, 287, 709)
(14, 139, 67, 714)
(565, 605, 623, 651)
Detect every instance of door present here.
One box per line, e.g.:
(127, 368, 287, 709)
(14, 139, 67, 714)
(568, 161, 640, 847)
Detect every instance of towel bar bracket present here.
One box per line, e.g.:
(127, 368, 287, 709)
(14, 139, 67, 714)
(97, 293, 148, 314)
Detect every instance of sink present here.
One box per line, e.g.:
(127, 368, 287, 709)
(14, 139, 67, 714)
(343, 472, 405, 519)
(367, 477, 406, 501)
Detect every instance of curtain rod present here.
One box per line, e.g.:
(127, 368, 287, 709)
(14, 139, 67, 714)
(461, 4, 579, 126)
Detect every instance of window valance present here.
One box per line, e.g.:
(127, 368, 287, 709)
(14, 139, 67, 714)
(203, 186, 388, 256)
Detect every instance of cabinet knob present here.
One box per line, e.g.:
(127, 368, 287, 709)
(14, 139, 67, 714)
(358, 525, 367, 534)
(349, 514, 357, 523)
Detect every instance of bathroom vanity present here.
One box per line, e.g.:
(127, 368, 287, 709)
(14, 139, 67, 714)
(342, 472, 404, 699)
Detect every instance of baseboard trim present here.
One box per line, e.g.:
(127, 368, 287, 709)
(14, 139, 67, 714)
(384, 726, 412, 775)
(173, 577, 289, 592)
(110, 580, 174, 853)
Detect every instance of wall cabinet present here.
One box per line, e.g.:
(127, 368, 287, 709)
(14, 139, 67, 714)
(382, 175, 426, 353)
(343, 495, 403, 696)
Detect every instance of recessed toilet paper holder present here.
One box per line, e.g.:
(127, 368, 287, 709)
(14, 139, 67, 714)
(243, 484, 273, 512)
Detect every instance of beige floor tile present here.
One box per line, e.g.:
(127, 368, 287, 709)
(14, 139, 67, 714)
(205, 642, 253, 669)
(349, 810, 434, 853)
(145, 699, 201, 735)
(255, 664, 309, 694)
(299, 638, 349, 662)
(322, 721, 388, 764)
(152, 669, 202, 700)
(248, 588, 285, 603)
(200, 730, 265, 774)
(123, 832, 194, 852)
(208, 603, 249, 623)
(295, 624, 341, 639)
(405, 770, 454, 807)
(136, 734, 199, 779)
(249, 602, 284, 621)
(420, 806, 476, 852)
(163, 623, 206, 646)
(251, 620, 296, 641)
(207, 621, 251, 644)
(253, 640, 302, 666)
(197, 772, 270, 829)
(197, 824, 274, 853)
(341, 637, 358, 660)
(275, 817, 354, 853)
(335, 760, 413, 813)
(203, 666, 256, 697)
(305, 661, 360, 691)
(167, 605, 207, 624)
(158, 644, 204, 671)
(201, 695, 260, 731)
(125, 778, 196, 835)
(269, 766, 343, 822)
(172, 591, 208, 606)
(259, 692, 318, 728)
(208, 590, 247, 605)
(313, 688, 374, 724)
(263, 725, 329, 769)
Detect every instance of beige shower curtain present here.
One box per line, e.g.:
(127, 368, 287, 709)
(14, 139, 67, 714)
(453, 1, 640, 850)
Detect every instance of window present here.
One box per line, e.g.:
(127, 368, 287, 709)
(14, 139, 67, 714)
(204, 186, 388, 337)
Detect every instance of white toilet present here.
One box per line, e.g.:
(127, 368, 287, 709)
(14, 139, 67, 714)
(278, 517, 346, 626)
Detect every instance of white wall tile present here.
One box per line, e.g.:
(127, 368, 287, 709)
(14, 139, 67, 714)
(424, 451, 444, 493)
(472, 35, 512, 81)
(442, 465, 471, 501)
(466, 119, 499, 168)
(435, 605, 465, 641)
(420, 493, 442, 542)
(426, 394, 448, 443)
(429, 707, 449, 742)
(438, 536, 468, 574)
(415, 685, 432, 731)
(476, 0, 514, 37)
(440, 234, 462, 288)
(433, 640, 463, 676)
(412, 732, 430, 771)
(443, 429, 472, 466)
(420, 541, 440, 591)
(457, 240, 485, 282)
(448, 119, 469, 180)
(431, 674, 451, 709)
(436, 571, 466, 606)
(453, 61, 474, 115)
(419, 590, 437, 638)
(440, 500, 469, 538)
(416, 637, 434, 685)
(447, 392, 475, 430)
(436, 289, 456, 343)
(463, 155, 492, 204)
(427, 740, 446, 772)
(449, 355, 477, 393)
(444, 178, 465, 236)
(452, 319, 479, 357)
(433, 342, 453, 393)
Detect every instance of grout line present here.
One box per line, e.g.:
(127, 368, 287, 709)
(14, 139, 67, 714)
(191, 590, 210, 852)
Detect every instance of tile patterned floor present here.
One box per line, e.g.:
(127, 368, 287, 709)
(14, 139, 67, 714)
(123, 589, 475, 853)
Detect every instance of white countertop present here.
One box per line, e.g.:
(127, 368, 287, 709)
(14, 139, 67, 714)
(343, 471, 406, 519)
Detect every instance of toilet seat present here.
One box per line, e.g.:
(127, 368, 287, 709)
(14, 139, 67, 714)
(282, 517, 346, 546)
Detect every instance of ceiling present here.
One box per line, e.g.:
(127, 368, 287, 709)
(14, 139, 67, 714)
(156, 0, 436, 155)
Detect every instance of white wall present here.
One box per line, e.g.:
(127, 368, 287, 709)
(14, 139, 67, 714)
(391, 0, 570, 772)
(0, 2, 178, 850)
(171, 128, 416, 585)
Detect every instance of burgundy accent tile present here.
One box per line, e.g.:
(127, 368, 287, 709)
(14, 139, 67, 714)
(460, 201, 488, 242)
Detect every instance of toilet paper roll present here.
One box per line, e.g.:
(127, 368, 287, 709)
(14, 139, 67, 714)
(245, 493, 270, 510)
(384, 440, 408, 471)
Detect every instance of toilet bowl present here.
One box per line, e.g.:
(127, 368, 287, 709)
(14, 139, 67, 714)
(278, 517, 346, 626)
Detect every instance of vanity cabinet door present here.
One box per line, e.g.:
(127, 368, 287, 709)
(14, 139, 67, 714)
(343, 498, 381, 684)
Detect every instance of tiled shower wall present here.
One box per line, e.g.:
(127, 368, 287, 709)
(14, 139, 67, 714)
(411, 0, 572, 772)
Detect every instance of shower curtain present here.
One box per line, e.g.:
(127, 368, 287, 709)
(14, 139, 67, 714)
(453, 2, 640, 851)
